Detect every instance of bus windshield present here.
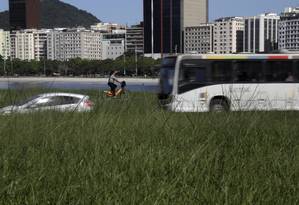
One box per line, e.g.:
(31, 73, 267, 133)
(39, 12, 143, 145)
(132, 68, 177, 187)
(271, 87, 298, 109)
(159, 57, 176, 95)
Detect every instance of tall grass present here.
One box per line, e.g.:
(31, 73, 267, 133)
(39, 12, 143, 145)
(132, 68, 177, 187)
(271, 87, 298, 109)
(0, 89, 298, 204)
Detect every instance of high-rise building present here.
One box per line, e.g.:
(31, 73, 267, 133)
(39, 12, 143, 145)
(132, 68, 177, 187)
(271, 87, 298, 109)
(102, 33, 125, 60)
(10, 29, 50, 61)
(279, 7, 299, 51)
(244, 13, 280, 53)
(184, 24, 214, 54)
(47, 28, 103, 61)
(9, 0, 40, 30)
(144, 0, 208, 57)
(213, 17, 244, 54)
(0, 29, 11, 59)
(10, 30, 35, 60)
(33, 29, 51, 61)
(125, 22, 144, 54)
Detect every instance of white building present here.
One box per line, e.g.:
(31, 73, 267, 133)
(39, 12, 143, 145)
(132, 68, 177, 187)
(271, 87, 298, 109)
(10, 29, 50, 61)
(10, 30, 35, 60)
(91, 22, 126, 34)
(0, 29, 10, 59)
(184, 24, 214, 54)
(47, 28, 102, 61)
(101, 33, 125, 60)
(279, 7, 299, 51)
(213, 17, 245, 54)
(244, 13, 280, 53)
(34, 29, 52, 61)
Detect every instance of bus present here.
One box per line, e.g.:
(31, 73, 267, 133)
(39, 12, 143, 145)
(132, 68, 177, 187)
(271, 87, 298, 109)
(158, 54, 299, 112)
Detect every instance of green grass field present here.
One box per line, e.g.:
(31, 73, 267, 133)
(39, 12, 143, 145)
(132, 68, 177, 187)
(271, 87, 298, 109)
(0, 89, 298, 204)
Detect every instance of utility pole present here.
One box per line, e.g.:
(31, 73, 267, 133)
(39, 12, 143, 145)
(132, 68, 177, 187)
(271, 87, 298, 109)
(3, 58, 6, 76)
(160, 0, 164, 58)
(170, 0, 173, 54)
(10, 57, 13, 76)
(135, 45, 138, 76)
(151, 0, 154, 58)
(124, 24, 127, 76)
(123, 52, 126, 76)
(43, 58, 46, 76)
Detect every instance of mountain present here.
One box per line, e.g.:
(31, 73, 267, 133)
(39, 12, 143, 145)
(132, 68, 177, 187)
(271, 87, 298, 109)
(0, 11, 9, 30)
(0, 0, 101, 30)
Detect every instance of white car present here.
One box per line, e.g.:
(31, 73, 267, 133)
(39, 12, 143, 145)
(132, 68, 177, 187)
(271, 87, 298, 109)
(0, 93, 93, 114)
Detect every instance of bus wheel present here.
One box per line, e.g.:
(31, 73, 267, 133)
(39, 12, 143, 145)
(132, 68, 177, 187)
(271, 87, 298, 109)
(210, 99, 229, 112)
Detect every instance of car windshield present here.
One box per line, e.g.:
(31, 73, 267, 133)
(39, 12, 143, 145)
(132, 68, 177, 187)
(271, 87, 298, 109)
(15, 95, 41, 106)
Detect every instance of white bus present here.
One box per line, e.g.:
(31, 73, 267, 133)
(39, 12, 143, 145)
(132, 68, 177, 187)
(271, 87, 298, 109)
(158, 54, 299, 112)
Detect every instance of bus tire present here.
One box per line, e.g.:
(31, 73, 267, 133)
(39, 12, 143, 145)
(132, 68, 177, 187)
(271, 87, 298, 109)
(210, 98, 229, 112)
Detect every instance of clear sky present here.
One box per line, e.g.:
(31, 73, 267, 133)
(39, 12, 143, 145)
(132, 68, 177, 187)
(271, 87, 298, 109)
(0, 0, 298, 25)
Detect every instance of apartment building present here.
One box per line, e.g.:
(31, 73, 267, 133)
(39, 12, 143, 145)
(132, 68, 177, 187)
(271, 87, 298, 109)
(47, 28, 102, 61)
(279, 7, 299, 51)
(213, 17, 244, 54)
(184, 24, 214, 54)
(90, 22, 126, 34)
(10, 29, 50, 61)
(34, 29, 51, 61)
(125, 22, 144, 54)
(0, 29, 11, 59)
(101, 33, 125, 60)
(244, 13, 280, 53)
(10, 30, 35, 60)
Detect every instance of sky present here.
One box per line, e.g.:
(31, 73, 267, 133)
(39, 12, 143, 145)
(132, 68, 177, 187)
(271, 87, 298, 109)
(0, 0, 298, 25)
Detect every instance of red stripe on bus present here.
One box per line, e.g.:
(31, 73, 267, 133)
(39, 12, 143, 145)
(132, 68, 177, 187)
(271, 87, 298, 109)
(268, 56, 289, 60)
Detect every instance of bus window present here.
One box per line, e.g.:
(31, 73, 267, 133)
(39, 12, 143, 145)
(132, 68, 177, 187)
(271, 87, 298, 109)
(178, 59, 207, 94)
(211, 61, 233, 83)
(234, 61, 263, 83)
(265, 61, 294, 82)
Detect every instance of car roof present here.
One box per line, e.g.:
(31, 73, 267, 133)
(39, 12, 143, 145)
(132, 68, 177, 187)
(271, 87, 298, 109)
(38, 93, 88, 99)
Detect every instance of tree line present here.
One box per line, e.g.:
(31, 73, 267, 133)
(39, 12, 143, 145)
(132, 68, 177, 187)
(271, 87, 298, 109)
(0, 54, 161, 77)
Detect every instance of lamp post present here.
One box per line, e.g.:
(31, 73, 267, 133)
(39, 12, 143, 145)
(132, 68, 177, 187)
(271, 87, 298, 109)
(43, 58, 46, 76)
(123, 52, 126, 76)
(3, 58, 5, 76)
(160, 0, 163, 58)
(135, 45, 138, 76)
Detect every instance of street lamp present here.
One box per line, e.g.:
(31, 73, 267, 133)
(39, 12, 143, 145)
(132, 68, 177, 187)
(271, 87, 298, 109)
(123, 53, 126, 76)
(43, 58, 46, 76)
(3, 58, 5, 76)
(135, 45, 138, 76)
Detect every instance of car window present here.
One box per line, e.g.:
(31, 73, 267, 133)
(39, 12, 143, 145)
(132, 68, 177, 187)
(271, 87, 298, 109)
(16, 95, 41, 106)
(28, 97, 52, 108)
(47, 96, 81, 106)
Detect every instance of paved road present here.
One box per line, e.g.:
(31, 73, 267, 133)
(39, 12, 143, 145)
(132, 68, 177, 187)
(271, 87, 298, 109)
(0, 77, 159, 92)
(0, 77, 158, 84)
